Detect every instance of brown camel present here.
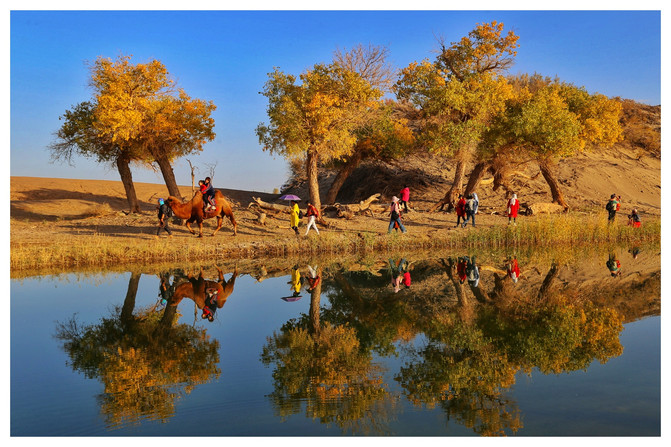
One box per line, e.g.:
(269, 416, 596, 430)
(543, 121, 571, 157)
(166, 190, 237, 237)
(170, 266, 239, 321)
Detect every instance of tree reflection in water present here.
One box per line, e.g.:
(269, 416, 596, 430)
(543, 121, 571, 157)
(261, 266, 396, 435)
(54, 269, 222, 429)
(262, 255, 629, 436)
(49, 251, 646, 435)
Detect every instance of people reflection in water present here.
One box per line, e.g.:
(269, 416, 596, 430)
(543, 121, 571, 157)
(457, 257, 468, 284)
(402, 265, 411, 289)
(306, 265, 321, 292)
(466, 256, 480, 288)
(606, 253, 622, 278)
(201, 287, 219, 322)
(389, 258, 409, 293)
(170, 266, 238, 322)
(506, 257, 521, 283)
(289, 265, 302, 297)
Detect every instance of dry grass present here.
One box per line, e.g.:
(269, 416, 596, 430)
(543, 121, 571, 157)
(10, 211, 659, 275)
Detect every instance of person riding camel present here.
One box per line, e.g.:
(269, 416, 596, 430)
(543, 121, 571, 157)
(201, 288, 219, 322)
(204, 177, 216, 211)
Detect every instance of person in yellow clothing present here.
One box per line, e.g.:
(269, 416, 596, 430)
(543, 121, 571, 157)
(290, 200, 300, 235)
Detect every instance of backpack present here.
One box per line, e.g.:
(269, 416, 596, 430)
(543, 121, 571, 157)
(160, 203, 172, 218)
(606, 201, 614, 212)
(298, 210, 304, 219)
(466, 199, 474, 212)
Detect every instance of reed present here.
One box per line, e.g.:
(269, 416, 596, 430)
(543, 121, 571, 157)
(10, 213, 659, 274)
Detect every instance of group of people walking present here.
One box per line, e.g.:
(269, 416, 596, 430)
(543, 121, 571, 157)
(384, 188, 641, 235)
(387, 188, 521, 234)
(455, 193, 480, 227)
(290, 199, 320, 236)
(154, 180, 643, 240)
(283, 264, 321, 301)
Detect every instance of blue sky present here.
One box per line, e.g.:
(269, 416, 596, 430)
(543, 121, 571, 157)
(8, 6, 663, 193)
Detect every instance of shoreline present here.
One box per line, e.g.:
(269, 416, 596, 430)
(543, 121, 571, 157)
(10, 212, 660, 277)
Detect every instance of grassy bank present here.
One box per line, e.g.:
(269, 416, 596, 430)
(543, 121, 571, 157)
(10, 212, 660, 275)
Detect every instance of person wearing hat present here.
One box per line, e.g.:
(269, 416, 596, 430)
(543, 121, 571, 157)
(388, 196, 407, 234)
(156, 198, 173, 238)
(606, 194, 620, 223)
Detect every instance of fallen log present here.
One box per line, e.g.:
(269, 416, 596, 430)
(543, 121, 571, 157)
(249, 197, 291, 213)
(525, 202, 565, 216)
(331, 193, 381, 213)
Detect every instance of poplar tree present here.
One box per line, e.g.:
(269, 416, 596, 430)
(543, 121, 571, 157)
(257, 63, 382, 215)
(395, 21, 519, 211)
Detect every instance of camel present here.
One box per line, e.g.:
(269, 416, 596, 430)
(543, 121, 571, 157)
(166, 190, 237, 237)
(170, 266, 239, 322)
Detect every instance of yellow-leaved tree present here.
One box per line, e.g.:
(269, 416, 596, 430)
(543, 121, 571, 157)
(51, 55, 215, 212)
(256, 62, 382, 216)
(395, 21, 519, 211)
(482, 74, 623, 208)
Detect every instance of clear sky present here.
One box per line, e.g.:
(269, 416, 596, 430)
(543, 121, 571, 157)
(8, 4, 664, 193)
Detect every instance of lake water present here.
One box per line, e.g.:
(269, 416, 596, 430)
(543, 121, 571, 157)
(10, 248, 661, 436)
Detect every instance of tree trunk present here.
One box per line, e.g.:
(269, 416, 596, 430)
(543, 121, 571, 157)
(120, 272, 141, 326)
(116, 154, 141, 213)
(155, 153, 182, 199)
(538, 263, 560, 301)
(538, 159, 569, 210)
(464, 161, 489, 196)
(309, 268, 323, 337)
(186, 159, 196, 195)
(441, 259, 468, 307)
(306, 147, 327, 224)
(440, 258, 474, 324)
(306, 148, 321, 209)
(429, 158, 466, 212)
(324, 151, 363, 205)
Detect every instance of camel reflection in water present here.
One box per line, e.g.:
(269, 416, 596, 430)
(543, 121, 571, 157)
(167, 266, 238, 322)
(54, 269, 226, 429)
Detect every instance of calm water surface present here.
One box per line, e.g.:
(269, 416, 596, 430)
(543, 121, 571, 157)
(10, 250, 661, 436)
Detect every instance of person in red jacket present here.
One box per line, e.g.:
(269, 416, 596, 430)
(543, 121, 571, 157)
(507, 257, 521, 283)
(507, 194, 520, 224)
(399, 185, 410, 213)
(457, 257, 467, 283)
(402, 270, 411, 288)
(304, 201, 320, 235)
(455, 194, 467, 228)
